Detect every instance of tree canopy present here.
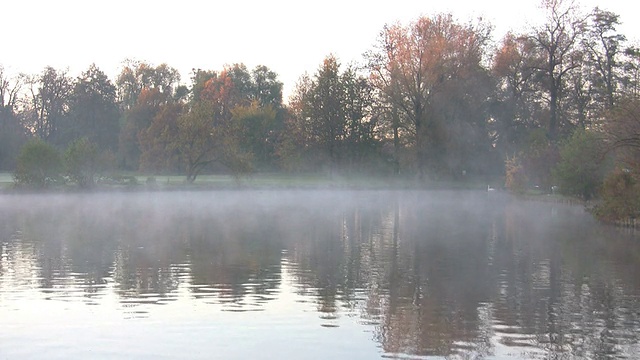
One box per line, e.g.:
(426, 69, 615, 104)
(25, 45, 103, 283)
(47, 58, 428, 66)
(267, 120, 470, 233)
(1, 1, 639, 202)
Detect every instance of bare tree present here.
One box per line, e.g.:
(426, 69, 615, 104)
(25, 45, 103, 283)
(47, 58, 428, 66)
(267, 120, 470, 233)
(528, 0, 588, 139)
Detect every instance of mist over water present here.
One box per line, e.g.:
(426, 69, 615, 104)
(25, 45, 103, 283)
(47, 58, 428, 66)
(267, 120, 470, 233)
(1, 190, 639, 359)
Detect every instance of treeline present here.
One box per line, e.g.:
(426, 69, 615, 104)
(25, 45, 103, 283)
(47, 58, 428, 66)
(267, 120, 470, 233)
(2, 1, 640, 216)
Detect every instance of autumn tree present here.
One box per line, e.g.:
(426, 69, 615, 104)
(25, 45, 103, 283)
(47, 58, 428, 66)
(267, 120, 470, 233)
(139, 64, 277, 181)
(142, 101, 250, 182)
(367, 14, 493, 178)
(603, 97, 640, 171)
(194, 64, 284, 170)
(138, 102, 184, 173)
(116, 60, 180, 111)
(116, 62, 181, 170)
(492, 33, 549, 156)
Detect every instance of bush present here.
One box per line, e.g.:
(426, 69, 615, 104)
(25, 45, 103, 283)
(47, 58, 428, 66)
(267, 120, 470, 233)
(552, 129, 606, 200)
(505, 155, 528, 194)
(13, 140, 64, 187)
(65, 138, 99, 188)
(592, 170, 640, 222)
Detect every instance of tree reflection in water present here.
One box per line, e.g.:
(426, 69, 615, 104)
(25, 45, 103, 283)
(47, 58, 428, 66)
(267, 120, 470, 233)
(0, 190, 639, 358)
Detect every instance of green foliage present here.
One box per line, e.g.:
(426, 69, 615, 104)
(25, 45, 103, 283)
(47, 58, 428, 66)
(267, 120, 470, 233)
(13, 140, 63, 187)
(232, 102, 278, 170)
(64, 138, 100, 188)
(592, 170, 640, 222)
(66, 64, 121, 151)
(552, 129, 606, 200)
(284, 55, 380, 173)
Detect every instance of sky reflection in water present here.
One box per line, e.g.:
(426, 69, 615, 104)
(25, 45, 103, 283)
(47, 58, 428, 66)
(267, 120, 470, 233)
(1, 190, 640, 359)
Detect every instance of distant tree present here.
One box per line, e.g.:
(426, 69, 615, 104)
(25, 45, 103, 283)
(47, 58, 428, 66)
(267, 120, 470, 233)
(232, 102, 278, 170)
(582, 8, 625, 112)
(603, 96, 640, 171)
(14, 140, 63, 187)
(0, 66, 26, 170)
(199, 68, 240, 122)
(174, 102, 251, 182)
(64, 137, 101, 188)
(251, 65, 284, 108)
(367, 14, 493, 178)
(140, 100, 250, 183)
(340, 65, 380, 171)
(24, 67, 72, 144)
(138, 102, 184, 173)
(65, 64, 121, 151)
(116, 61, 181, 170)
(286, 55, 377, 172)
(192, 64, 284, 171)
(116, 60, 180, 111)
(527, 0, 587, 139)
(621, 47, 640, 98)
(118, 87, 166, 170)
(492, 33, 549, 156)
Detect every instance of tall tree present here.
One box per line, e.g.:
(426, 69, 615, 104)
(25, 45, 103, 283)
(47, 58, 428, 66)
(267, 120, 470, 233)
(286, 56, 376, 172)
(140, 101, 250, 182)
(232, 102, 278, 170)
(583, 8, 625, 112)
(492, 33, 546, 155)
(118, 87, 167, 169)
(65, 64, 121, 151)
(195, 64, 285, 170)
(116, 60, 180, 111)
(0, 66, 25, 170)
(367, 14, 492, 178)
(251, 65, 284, 108)
(25, 67, 72, 144)
(138, 102, 184, 173)
(116, 61, 181, 170)
(621, 47, 640, 99)
(528, 0, 587, 140)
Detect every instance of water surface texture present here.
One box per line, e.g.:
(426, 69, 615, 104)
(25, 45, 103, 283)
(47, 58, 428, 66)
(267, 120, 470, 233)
(1, 190, 639, 359)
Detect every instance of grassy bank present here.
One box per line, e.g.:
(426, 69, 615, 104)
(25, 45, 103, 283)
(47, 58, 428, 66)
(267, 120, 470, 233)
(0, 172, 500, 192)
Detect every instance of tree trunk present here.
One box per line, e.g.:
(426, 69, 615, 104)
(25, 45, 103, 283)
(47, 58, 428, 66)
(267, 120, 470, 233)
(549, 76, 558, 141)
(392, 108, 400, 176)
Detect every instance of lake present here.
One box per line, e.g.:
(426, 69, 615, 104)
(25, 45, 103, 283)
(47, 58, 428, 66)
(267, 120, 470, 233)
(1, 190, 639, 359)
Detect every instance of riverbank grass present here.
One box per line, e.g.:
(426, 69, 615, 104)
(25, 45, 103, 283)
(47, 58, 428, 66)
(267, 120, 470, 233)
(1, 171, 501, 191)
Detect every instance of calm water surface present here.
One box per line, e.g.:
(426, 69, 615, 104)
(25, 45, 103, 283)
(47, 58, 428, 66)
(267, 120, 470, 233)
(1, 190, 639, 359)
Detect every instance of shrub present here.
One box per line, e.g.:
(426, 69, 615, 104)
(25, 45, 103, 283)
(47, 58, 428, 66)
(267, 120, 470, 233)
(505, 155, 527, 194)
(13, 140, 63, 187)
(64, 138, 100, 188)
(592, 170, 640, 222)
(552, 129, 606, 200)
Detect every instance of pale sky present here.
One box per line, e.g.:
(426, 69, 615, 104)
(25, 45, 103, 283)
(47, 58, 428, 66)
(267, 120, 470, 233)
(3, 0, 639, 100)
